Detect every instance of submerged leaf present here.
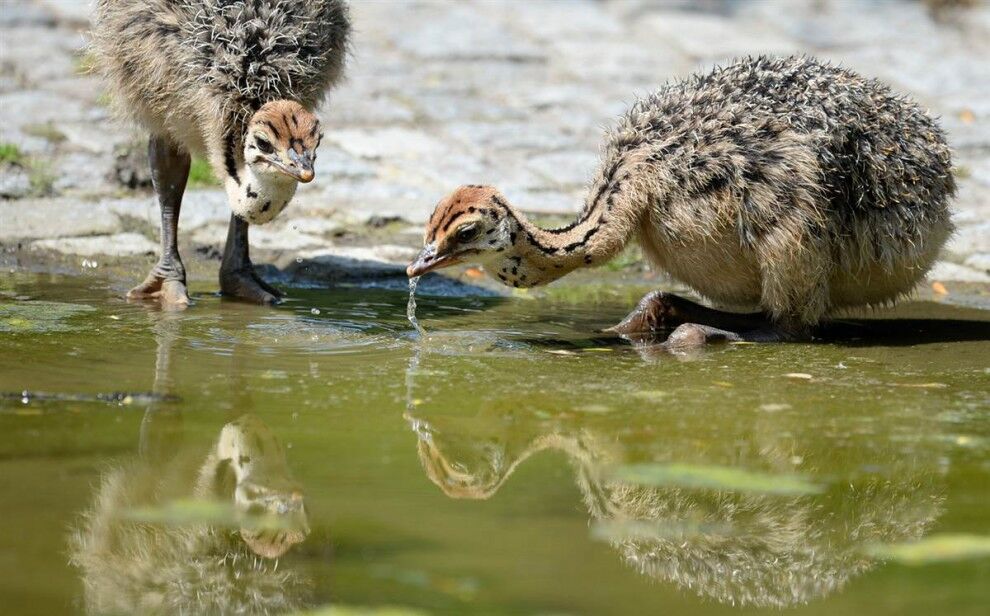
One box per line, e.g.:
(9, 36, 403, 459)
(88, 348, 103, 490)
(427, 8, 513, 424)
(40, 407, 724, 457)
(124, 499, 238, 527)
(631, 390, 669, 401)
(865, 534, 990, 564)
(292, 607, 428, 616)
(591, 518, 731, 543)
(608, 463, 824, 495)
(123, 498, 296, 531)
(893, 382, 948, 389)
(574, 404, 612, 414)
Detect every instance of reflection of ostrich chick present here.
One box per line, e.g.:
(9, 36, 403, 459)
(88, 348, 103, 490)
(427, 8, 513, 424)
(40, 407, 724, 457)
(575, 458, 940, 608)
(407, 407, 943, 608)
(70, 416, 310, 615)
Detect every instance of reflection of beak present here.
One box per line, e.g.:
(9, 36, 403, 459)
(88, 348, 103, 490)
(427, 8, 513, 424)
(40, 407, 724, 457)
(275, 150, 315, 183)
(407, 242, 462, 277)
(237, 485, 310, 559)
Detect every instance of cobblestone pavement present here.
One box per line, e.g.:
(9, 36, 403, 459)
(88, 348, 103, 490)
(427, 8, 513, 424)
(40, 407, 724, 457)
(1, 0, 988, 283)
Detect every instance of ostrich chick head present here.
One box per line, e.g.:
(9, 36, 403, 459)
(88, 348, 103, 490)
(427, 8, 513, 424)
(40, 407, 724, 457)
(231, 101, 323, 224)
(245, 100, 322, 184)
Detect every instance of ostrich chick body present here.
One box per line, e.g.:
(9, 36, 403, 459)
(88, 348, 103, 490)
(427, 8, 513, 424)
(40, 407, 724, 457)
(409, 56, 956, 348)
(93, 0, 350, 304)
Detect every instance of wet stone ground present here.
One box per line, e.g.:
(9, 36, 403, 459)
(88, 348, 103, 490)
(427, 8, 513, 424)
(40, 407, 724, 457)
(1, 0, 989, 289)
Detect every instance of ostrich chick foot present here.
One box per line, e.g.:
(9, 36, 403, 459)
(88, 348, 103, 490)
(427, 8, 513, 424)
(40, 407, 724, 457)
(220, 267, 282, 305)
(607, 290, 789, 348)
(605, 291, 693, 335)
(219, 213, 283, 305)
(128, 267, 190, 307)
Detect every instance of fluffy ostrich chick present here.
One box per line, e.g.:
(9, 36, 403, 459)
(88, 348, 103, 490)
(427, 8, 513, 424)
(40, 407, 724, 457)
(409, 56, 955, 347)
(92, 0, 350, 304)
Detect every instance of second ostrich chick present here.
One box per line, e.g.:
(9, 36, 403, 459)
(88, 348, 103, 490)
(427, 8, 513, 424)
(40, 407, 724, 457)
(92, 0, 350, 305)
(409, 56, 956, 348)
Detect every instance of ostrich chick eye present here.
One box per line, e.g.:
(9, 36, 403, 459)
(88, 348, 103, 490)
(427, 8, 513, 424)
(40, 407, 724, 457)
(255, 136, 274, 155)
(455, 223, 479, 243)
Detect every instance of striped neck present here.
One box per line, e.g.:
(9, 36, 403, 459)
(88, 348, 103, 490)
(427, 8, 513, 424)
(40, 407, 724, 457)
(487, 172, 642, 287)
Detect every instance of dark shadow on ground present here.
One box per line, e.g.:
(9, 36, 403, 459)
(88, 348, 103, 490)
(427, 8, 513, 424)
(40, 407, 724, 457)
(820, 317, 990, 347)
(275, 258, 503, 298)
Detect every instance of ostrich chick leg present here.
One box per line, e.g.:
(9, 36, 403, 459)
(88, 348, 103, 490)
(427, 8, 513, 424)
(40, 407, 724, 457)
(607, 291, 794, 348)
(219, 214, 283, 304)
(127, 136, 191, 306)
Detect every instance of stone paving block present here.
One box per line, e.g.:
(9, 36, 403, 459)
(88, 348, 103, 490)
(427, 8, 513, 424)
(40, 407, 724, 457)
(526, 150, 601, 189)
(52, 151, 115, 193)
(248, 226, 327, 252)
(410, 91, 527, 124)
(35, 0, 93, 26)
(0, 197, 120, 241)
(0, 128, 49, 155)
(965, 253, 990, 274)
(745, 0, 915, 49)
(0, 165, 31, 199)
(928, 260, 990, 283)
(511, 189, 583, 215)
(312, 176, 437, 223)
(323, 88, 417, 126)
(310, 144, 377, 180)
(0, 90, 89, 125)
(386, 152, 489, 192)
(636, 11, 799, 62)
(444, 121, 583, 153)
(56, 120, 129, 155)
(0, 26, 80, 83)
(501, 0, 624, 41)
(0, 2, 56, 27)
(837, 47, 985, 102)
(286, 217, 343, 237)
(390, 4, 544, 62)
(325, 127, 447, 160)
(31, 232, 156, 257)
(102, 190, 230, 231)
(479, 159, 555, 197)
(549, 39, 690, 86)
(946, 221, 990, 258)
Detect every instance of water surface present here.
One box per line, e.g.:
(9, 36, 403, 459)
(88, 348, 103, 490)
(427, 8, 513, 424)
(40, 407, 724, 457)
(1, 272, 988, 615)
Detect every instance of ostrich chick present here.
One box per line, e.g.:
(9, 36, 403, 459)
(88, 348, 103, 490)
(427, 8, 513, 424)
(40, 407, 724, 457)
(409, 56, 955, 347)
(92, 0, 350, 304)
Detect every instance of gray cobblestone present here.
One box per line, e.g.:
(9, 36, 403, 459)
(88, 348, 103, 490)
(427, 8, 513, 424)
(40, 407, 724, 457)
(31, 232, 157, 257)
(0, 0, 987, 281)
(0, 198, 120, 241)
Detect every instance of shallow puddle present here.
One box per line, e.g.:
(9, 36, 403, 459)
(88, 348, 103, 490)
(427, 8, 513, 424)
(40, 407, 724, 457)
(1, 272, 989, 615)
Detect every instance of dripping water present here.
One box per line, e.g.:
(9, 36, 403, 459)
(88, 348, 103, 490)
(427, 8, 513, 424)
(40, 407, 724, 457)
(407, 276, 425, 336)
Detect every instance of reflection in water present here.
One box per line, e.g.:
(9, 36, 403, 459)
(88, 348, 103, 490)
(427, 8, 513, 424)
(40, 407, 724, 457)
(69, 310, 311, 615)
(404, 352, 944, 608)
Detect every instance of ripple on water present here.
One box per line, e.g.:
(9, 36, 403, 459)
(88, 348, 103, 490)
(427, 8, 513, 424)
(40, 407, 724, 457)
(193, 315, 405, 357)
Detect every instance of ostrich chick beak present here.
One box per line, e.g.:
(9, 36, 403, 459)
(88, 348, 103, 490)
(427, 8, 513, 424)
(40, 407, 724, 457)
(407, 242, 462, 277)
(282, 150, 315, 183)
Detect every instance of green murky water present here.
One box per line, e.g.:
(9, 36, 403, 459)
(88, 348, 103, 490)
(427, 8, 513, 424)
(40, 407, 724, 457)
(1, 272, 989, 616)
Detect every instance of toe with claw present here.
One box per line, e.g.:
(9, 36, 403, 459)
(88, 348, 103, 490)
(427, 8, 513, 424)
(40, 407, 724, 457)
(605, 291, 686, 336)
(128, 263, 190, 307)
(220, 267, 283, 305)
